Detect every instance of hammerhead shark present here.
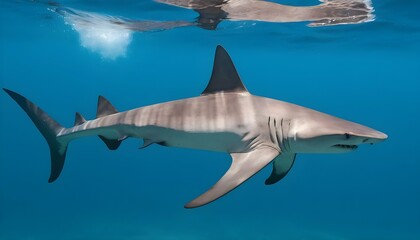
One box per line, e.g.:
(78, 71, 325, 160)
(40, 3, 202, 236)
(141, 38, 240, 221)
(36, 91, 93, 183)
(3, 46, 387, 208)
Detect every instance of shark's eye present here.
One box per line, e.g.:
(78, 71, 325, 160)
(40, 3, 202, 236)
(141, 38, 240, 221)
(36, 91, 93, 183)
(345, 133, 350, 139)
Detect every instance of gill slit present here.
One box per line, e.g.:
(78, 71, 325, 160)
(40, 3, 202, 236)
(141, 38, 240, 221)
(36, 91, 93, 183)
(268, 116, 292, 153)
(280, 118, 287, 152)
(280, 118, 292, 153)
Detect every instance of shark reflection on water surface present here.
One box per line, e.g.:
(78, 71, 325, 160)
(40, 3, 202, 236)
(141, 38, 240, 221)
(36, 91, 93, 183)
(51, 0, 374, 58)
(157, 0, 375, 29)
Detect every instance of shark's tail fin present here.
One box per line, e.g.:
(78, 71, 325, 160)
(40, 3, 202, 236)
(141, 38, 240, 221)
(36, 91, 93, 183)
(3, 88, 68, 183)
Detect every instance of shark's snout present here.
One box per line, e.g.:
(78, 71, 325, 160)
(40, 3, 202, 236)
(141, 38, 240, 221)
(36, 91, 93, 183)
(329, 133, 386, 152)
(345, 130, 387, 147)
(327, 130, 387, 153)
(362, 131, 388, 144)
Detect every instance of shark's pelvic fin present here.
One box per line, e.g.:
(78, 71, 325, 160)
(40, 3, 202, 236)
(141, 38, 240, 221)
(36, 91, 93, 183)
(74, 112, 86, 126)
(3, 88, 68, 183)
(184, 146, 280, 208)
(96, 95, 118, 118)
(201, 45, 249, 95)
(139, 139, 166, 149)
(265, 153, 296, 185)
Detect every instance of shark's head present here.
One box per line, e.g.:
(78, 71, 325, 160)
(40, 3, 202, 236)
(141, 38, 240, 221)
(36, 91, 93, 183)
(290, 111, 387, 154)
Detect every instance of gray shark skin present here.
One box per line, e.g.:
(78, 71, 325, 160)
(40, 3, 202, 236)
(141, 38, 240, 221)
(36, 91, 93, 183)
(157, 0, 375, 28)
(3, 45, 387, 208)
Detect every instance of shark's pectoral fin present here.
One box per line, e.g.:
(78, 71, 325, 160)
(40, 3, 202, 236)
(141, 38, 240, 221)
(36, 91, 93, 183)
(184, 147, 280, 208)
(265, 153, 296, 185)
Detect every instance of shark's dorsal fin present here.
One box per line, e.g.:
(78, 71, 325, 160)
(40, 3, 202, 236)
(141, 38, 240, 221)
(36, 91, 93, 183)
(96, 96, 118, 118)
(201, 45, 249, 95)
(184, 146, 279, 208)
(74, 112, 86, 126)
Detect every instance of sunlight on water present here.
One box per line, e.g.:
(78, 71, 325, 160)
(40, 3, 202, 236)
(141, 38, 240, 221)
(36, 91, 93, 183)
(56, 8, 133, 59)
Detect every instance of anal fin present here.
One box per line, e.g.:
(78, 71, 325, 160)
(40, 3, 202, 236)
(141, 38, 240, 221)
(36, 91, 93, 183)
(184, 146, 280, 208)
(99, 135, 127, 150)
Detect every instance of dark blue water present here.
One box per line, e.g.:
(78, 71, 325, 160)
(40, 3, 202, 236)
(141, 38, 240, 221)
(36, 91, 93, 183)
(1, 0, 419, 239)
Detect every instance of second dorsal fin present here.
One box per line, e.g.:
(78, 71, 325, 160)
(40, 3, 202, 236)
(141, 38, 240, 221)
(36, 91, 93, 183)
(201, 45, 248, 95)
(96, 96, 118, 118)
(74, 112, 86, 126)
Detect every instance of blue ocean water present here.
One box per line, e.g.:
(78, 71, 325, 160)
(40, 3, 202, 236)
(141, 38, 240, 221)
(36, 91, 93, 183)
(0, 0, 419, 239)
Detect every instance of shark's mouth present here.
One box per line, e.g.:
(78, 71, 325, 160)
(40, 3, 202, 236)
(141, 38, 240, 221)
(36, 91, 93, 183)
(333, 144, 358, 150)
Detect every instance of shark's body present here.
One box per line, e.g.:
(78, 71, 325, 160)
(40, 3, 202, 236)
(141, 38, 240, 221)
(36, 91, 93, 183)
(4, 46, 387, 208)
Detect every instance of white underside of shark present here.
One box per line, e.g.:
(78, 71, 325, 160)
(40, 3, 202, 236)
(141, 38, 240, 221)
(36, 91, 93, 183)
(3, 45, 387, 208)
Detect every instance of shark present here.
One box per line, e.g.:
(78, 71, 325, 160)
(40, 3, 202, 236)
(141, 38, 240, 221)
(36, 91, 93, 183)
(3, 45, 387, 208)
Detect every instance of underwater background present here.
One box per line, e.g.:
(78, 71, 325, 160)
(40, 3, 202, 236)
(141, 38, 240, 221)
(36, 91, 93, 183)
(0, 0, 419, 239)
